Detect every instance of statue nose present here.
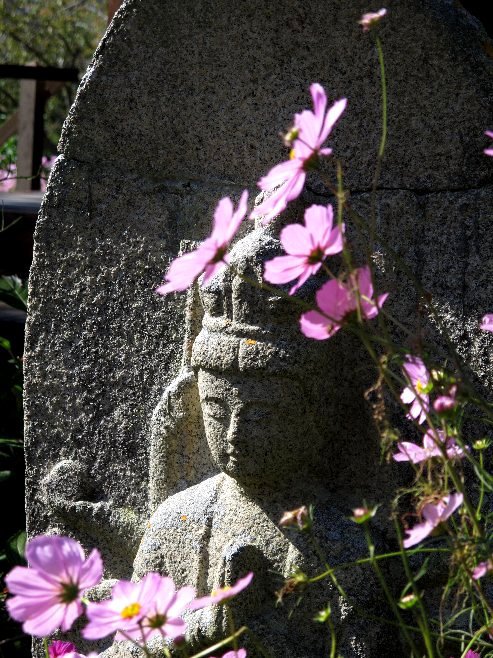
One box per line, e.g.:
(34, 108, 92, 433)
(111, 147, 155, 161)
(226, 410, 241, 446)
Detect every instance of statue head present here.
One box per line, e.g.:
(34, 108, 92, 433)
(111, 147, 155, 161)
(189, 220, 377, 490)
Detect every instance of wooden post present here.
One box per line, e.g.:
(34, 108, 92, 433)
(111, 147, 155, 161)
(108, 0, 123, 23)
(16, 77, 46, 192)
(0, 66, 78, 191)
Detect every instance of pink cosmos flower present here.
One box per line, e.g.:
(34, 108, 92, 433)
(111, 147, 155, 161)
(189, 573, 253, 611)
(472, 560, 493, 580)
(299, 266, 388, 340)
(5, 535, 103, 637)
(48, 641, 77, 657)
(403, 493, 463, 548)
(83, 573, 163, 640)
(64, 653, 98, 658)
(119, 574, 195, 644)
(40, 156, 56, 192)
(393, 429, 465, 464)
(359, 8, 387, 31)
(400, 356, 431, 425)
(485, 130, 493, 157)
(263, 204, 344, 294)
(0, 164, 16, 192)
(211, 651, 247, 658)
(250, 84, 346, 224)
(156, 191, 248, 294)
(480, 314, 493, 332)
(433, 385, 457, 414)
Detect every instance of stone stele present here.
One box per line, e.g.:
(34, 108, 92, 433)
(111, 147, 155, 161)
(24, 0, 492, 656)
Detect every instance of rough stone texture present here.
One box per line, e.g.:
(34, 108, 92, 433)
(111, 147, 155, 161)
(59, 0, 492, 192)
(24, 0, 493, 655)
(26, 159, 247, 577)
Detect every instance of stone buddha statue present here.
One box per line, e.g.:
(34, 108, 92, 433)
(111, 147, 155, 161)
(44, 218, 398, 656)
(130, 224, 397, 657)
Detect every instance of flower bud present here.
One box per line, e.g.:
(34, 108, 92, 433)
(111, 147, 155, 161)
(279, 505, 310, 530)
(358, 8, 387, 32)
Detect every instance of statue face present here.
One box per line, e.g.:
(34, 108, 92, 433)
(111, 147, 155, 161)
(197, 369, 313, 485)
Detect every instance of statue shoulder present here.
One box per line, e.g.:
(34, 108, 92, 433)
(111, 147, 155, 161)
(150, 473, 224, 524)
(133, 474, 225, 582)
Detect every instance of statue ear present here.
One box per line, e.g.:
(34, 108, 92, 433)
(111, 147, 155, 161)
(149, 256, 216, 513)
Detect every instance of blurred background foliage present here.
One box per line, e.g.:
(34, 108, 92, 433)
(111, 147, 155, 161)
(0, 0, 107, 169)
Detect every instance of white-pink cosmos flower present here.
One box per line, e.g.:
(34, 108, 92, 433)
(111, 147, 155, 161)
(156, 191, 248, 294)
(264, 204, 344, 294)
(83, 574, 163, 640)
(121, 574, 195, 644)
(433, 385, 457, 414)
(0, 164, 17, 192)
(300, 266, 388, 340)
(480, 313, 493, 332)
(251, 84, 346, 224)
(393, 430, 465, 464)
(400, 356, 431, 425)
(211, 651, 247, 658)
(403, 493, 463, 548)
(359, 8, 387, 31)
(189, 573, 253, 611)
(484, 131, 493, 157)
(472, 560, 492, 580)
(5, 535, 102, 637)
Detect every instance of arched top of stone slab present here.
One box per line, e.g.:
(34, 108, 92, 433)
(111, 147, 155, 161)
(59, 0, 493, 191)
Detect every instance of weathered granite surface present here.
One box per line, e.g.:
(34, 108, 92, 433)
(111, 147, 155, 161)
(24, 0, 492, 654)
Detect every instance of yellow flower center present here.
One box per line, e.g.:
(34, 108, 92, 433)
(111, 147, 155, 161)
(211, 585, 231, 597)
(289, 148, 296, 160)
(121, 602, 141, 619)
(416, 380, 426, 395)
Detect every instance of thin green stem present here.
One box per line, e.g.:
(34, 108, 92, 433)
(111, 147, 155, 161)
(189, 626, 248, 658)
(362, 521, 419, 654)
(369, 35, 387, 253)
(375, 36, 388, 159)
(445, 462, 482, 538)
(327, 614, 337, 658)
(460, 625, 490, 658)
(307, 547, 451, 584)
(225, 603, 238, 652)
(117, 629, 152, 658)
(43, 638, 50, 658)
(475, 451, 485, 520)
(394, 518, 435, 657)
(321, 261, 337, 279)
(335, 161, 354, 273)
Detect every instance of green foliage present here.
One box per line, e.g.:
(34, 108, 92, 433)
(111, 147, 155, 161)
(0, 136, 17, 169)
(0, 0, 107, 156)
(0, 275, 28, 311)
(0, 276, 27, 654)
